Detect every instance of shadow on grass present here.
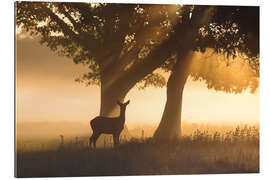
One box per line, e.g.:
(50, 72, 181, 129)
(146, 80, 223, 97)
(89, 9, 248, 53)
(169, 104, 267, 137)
(16, 137, 259, 178)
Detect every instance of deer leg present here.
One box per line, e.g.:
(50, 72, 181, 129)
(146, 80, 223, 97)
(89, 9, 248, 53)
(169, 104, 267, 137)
(93, 133, 101, 149)
(113, 134, 120, 147)
(113, 134, 117, 148)
(116, 134, 120, 145)
(89, 136, 93, 149)
(89, 137, 91, 149)
(89, 133, 95, 149)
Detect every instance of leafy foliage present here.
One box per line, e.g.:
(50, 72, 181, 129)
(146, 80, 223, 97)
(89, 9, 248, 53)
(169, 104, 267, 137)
(188, 50, 259, 94)
(16, 3, 259, 92)
(195, 6, 259, 58)
(136, 72, 167, 90)
(16, 2, 178, 87)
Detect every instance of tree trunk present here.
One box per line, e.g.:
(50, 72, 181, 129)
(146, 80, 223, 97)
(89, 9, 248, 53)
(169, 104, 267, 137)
(100, 82, 126, 117)
(153, 52, 192, 140)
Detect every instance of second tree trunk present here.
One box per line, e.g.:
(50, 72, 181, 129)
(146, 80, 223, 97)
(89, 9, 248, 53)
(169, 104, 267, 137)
(154, 52, 192, 140)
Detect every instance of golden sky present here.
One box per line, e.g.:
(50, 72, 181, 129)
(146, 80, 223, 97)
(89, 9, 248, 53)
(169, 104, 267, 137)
(16, 35, 259, 127)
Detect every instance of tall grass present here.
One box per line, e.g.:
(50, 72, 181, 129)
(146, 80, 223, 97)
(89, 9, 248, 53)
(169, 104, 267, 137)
(16, 125, 259, 177)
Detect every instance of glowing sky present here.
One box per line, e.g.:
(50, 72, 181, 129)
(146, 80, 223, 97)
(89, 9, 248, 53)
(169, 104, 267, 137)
(16, 35, 259, 126)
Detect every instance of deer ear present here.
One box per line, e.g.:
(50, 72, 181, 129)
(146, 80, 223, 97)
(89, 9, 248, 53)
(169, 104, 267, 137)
(125, 100, 130, 105)
(117, 101, 121, 105)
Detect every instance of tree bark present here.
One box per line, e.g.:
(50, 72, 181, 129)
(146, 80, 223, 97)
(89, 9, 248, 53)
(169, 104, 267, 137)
(153, 52, 192, 140)
(100, 82, 126, 117)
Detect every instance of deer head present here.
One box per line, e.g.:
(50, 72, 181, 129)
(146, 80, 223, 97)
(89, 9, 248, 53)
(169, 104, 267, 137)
(117, 100, 130, 118)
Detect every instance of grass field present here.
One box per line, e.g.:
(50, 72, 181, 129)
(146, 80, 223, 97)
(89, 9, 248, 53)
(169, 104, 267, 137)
(15, 125, 259, 177)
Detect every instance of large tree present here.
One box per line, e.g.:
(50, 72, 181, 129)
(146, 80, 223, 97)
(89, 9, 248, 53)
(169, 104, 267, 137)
(153, 6, 259, 140)
(16, 2, 179, 118)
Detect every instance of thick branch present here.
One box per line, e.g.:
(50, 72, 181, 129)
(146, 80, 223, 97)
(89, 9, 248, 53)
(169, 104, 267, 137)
(113, 34, 178, 93)
(57, 3, 82, 33)
(113, 7, 213, 93)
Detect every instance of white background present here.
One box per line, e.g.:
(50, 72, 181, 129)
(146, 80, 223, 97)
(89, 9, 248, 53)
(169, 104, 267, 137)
(1, 0, 269, 179)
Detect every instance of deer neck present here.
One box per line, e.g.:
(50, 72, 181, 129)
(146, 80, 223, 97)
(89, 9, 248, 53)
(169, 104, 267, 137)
(119, 109, 126, 123)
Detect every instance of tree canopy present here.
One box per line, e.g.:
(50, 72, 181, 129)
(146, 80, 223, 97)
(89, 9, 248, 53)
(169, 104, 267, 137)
(16, 2, 259, 94)
(16, 2, 178, 87)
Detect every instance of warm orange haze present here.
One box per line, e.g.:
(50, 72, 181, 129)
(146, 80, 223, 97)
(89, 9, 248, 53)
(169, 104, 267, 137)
(15, 2, 259, 177)
(16, 34, 259, 125)
(16, 34, 259, 141)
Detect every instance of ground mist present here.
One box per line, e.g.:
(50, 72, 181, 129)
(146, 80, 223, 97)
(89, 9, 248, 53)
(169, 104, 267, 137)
(16, 125, 259, 177)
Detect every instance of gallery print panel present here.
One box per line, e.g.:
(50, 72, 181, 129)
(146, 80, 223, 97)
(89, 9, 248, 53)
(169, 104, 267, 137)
(15, 1, 259, 177)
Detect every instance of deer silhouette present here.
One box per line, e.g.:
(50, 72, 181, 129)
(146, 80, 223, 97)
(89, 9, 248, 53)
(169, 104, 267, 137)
(89, 100, 130, 148)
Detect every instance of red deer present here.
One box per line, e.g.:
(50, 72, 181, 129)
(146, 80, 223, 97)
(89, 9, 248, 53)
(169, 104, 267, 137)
(89, 100, 130, 148)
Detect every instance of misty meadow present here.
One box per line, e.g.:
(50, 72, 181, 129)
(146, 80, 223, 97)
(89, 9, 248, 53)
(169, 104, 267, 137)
(15, 2, 259, 177)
